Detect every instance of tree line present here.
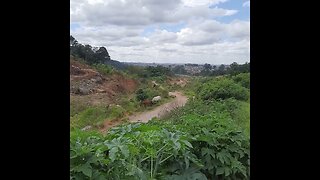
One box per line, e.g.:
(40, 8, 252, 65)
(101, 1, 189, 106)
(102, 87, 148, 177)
(199, 62, 250, 76)
(70, 36, 127, 69)
(170, 62, 250, 76)
(70, 35, 111, 65)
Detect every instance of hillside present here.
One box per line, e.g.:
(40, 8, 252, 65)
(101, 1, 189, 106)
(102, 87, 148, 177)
(70, 57, 136, 98)
(70, 56, 139, 129)
(70, 73, 250, 179)
(70, 55, 188, 131)
(69, 36, 250, 180)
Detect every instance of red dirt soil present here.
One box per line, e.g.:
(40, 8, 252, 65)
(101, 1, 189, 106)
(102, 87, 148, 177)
(70, 58, 138, 99)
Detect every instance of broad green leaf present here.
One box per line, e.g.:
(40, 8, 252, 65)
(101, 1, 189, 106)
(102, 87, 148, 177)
(216, 167, 224, 175)
(224, 167, 231, 176)
(181, 140, 193, 148)
(119, 145, 129, 158)
(74, 163, 92, 178)
(109, 147, 118, 162)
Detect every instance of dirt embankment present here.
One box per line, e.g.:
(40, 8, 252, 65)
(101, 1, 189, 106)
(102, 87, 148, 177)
(70, 58, 138, 106)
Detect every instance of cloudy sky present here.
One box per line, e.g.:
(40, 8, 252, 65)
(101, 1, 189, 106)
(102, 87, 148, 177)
(70, 0, 250, 64)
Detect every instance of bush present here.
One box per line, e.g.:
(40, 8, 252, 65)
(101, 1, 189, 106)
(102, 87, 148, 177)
(232, 73, 250, 89)
(70, 105, 126, 129)
(160, 88, 169, 98)
(93, 63, 113, 75)
(119, 97, 138, 113)
(108, 105, 125, 119)
(70, 75, 250, 179)
(70, 116, 250, 179)
(199, 78, 249, 101)
(70, 107, 108, 129)
(136, 89, 148, 101)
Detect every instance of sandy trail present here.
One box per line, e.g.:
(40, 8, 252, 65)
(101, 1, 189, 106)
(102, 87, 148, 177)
(100, 91, 188, 133)
(128, 91, 188, 123)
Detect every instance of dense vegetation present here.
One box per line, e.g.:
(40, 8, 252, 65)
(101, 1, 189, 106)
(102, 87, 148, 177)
(70, 74, 250, 179)
(70, 35, 126, 69)
(170, 62, 250, 77)
(70, 35, 250, 179)
(198, 78, 249, 101)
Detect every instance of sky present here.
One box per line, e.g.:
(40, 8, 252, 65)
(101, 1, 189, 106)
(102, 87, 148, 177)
(70, 0, 250, 64)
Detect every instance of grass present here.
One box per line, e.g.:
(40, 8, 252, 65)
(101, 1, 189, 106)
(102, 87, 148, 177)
(92, 63, 113, 75)
(70, 106, 108, 129)
(70, 105, 126, 129)
(231, 101, 250, 136)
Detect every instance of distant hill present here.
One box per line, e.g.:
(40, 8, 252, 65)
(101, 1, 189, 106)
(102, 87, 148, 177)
(105, 59, 127, 70)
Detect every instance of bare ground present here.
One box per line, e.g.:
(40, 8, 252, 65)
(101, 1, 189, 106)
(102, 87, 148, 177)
(128, 91, 188, 123)
(99, 91, 188, 133)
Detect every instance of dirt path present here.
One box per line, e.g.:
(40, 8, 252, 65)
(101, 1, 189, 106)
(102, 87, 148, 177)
(99, 91, 188, 133)
(128, 91, 188, 123)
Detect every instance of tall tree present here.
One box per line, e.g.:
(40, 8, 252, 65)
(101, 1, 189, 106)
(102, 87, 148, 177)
(70, 35, 78, 46)
(204, 63, 212, 70)
(95, 47, 110, 61)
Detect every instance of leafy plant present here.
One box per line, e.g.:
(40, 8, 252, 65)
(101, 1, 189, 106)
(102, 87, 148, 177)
(70, 73, 250, 179)
(232, 73, 250, 89)
(93, 63, 113, 75)
(199, 77, 249, 101)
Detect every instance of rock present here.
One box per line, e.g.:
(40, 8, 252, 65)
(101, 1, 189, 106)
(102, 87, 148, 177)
(95, 89, 106, 93)
(81, 125, 92, 131)
(95, 76, 103, 84)
(152, 96, 161, 103)
(78, 87, 90, 95)
(168, 92, 176, 98)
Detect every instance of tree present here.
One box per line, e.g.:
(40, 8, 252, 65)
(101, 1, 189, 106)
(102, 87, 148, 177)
(172, 65, 188, 75)
(214, 64, 226, 75)
(95, 47, 110, 61)
(229, 62, 239, 75)
(212, 65, 217, 70)
(204, 63, 212, 70)
(218, 64, 225, 71)
(232, 73, 250, 89)
(70, 35, 78, 46)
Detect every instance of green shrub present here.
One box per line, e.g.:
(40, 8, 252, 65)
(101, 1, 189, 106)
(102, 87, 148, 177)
(119, 97, 138, 113)
(70, 105, 125, 129)
(199, 78, 249, 101)
(108, 105, 125, 119)
(70, 121, 250, 179)
(70, 76, 250, 179)
(136, 89, 148, 101)
(93, 63, 113, 75)
(144, 88, 160, 99)
(160, 88, 169, 98)
(70, 107, 108, 129)
(232, 73, 250, 89)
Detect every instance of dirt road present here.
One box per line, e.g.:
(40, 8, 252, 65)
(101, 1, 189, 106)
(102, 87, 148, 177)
(128, 91, 188, 123)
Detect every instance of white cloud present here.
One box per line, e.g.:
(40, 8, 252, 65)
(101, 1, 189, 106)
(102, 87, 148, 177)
(176, 19, 249, 46)
(148, 30, 178, 43)
(182, 0, 228, 7)
(243, 1, 250, 7)
(70, 0, 250, 64)
(71, 0, 237, 26)
(227, 20, 250, 39)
